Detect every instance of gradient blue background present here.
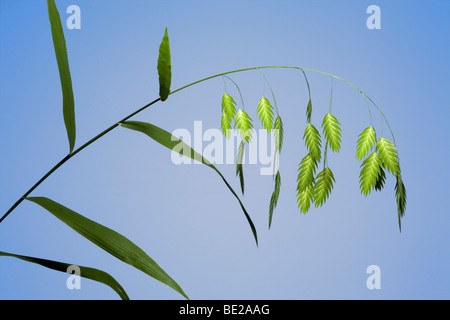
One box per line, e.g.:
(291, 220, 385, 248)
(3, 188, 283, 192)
(1, 0, 449, 300)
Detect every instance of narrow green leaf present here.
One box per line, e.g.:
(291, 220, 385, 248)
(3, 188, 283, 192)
(120, 121, 258, 246)
(157, 28, 171, 101)
(322, 113, 342, 153)
(273, 115, 284, 153)
(297, 153, 317, 192)
(356, 126, 377, 161)
(25, 197, 188, 299)
(47, 0, 76, 153)
(303, 123, 322, 162)
(313, 167, 335, 207)
(268, 171, 281, 228)
(376, 137, 400, 175)
(395, 172, 407, 232)
(359, 151, 382, 196)
(236, 140, 245, 194)
(234, 109, 254, 143)
(257, 97, 274, 132)
(0, 250, 129, 300)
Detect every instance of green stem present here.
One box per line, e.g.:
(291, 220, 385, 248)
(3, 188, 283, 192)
(221, 76, 227, 93)
(1, 65, 395, 224)
(329, 77, 333, 113)
(0, 98, 160, 224)
(363, 93, 373, 126)
(299, 69, 312, 124)
(172, 66, 395, 142)
(223, 75, 245, 110)
(256, 67, 279, 115)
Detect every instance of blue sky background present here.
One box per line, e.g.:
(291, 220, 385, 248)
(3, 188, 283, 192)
(0, 0, 449, 299)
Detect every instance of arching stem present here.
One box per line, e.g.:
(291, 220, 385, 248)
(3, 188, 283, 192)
(223, 75, 245, 110)
(1, 65, 395, 223)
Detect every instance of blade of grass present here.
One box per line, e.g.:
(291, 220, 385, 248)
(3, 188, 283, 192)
(0, 250, 129, 300)
(25, 196, 189, 299)
(120, 120, 258, 246)
(47, 0, 76, 153)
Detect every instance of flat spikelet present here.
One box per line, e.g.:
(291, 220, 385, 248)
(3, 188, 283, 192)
(359, 151, 382, 196)
(322, 113, 342, 153)
(273, 115, 284, 153)
(296, 153, 317, 192)
(268, 171, 281, 228)
(234, 109, 254, 143)
(356, 126, 376, 161)
(303, 123, 322, 162)
(306, 99, 312, 123)
(221, 93, 237, 138)
(376, 137, 399, 175)
(313, 167, 335, 207)
(374, 166, 386, 191)
(236, 140, 245, 194)
(395, 173, 407, 231)
(257, 97, 274, 132)
(297, 184, 314, 214)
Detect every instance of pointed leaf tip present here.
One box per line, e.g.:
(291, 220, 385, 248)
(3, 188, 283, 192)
(322, 113, 342, 153)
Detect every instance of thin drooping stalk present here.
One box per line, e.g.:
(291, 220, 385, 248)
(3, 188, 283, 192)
(329, 77, 333, 113)
(223, 75, 245, 110)
(256, 67, 279, 115)
(221, 76, 227, 93)
(171, 66, 395, 143)
(363, 94, 374, 126)
(299, 69, 311, 101)
(0, 65, 395, 224)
